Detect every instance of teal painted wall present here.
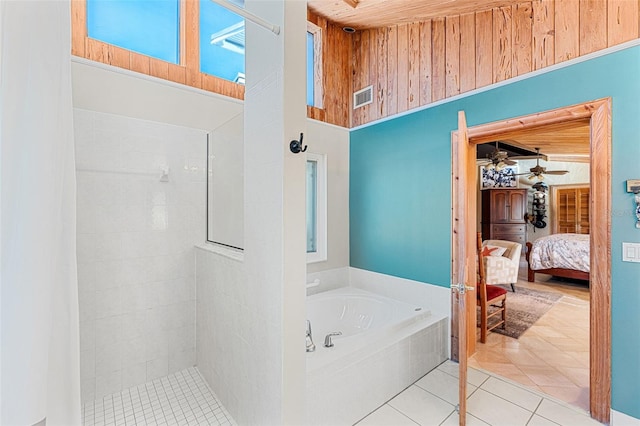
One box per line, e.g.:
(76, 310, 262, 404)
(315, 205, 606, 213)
(350, 45, 640, 419)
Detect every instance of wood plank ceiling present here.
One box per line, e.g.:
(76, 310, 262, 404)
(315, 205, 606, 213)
(487, 119, 592, 160)
(308, 0, 524, 30)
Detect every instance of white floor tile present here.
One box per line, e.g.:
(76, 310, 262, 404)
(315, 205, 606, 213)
(527, 414, 560, 426)
(356, 404, 419, 426)
(82, 367, 234, 426)
(534, 399, 601, 426)
(467, 369, 491, 388)
(441, 412, 491, 426)
(388, 385, 456, 426)
(415, 368, 478, 405)
(480, 376, 543, 412)
(437, 360, 461, 377)
(436, 361, 490, 387)
(467, 389, 534, 426)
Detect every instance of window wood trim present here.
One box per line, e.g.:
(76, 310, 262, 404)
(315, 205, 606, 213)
(70, 0, 244, 100)
(307, 21, 324, 109)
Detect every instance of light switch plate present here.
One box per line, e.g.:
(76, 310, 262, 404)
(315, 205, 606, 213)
(622, 242, 640, 262)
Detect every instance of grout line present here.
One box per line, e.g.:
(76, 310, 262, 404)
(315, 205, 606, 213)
(387, 404, 422, 426)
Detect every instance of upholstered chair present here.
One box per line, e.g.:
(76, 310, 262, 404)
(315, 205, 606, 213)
(481, 239, 522, 292)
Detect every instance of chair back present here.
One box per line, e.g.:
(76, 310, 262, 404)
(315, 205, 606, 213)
(477, 232, 487, 301)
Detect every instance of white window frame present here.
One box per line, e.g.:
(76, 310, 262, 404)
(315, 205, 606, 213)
(307, 152, 327, 263)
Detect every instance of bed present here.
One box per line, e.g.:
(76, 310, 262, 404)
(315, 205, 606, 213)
(525, 233, 590, 282)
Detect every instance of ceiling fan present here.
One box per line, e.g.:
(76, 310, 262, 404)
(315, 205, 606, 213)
(480, 141, 517, 171)
(516, 148, 569, 180)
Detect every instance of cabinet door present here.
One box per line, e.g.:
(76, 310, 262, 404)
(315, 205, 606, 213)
(508, 191, 526, 222)
(490, 191, 510, 223)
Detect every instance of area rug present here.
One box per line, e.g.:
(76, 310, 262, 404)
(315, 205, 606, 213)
(487, 285, 563, 339)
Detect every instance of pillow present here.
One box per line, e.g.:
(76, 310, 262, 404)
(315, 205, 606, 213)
(482, 244, 507, 257)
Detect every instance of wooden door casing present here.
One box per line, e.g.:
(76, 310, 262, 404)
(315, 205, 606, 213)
(450, 99, 611, 423)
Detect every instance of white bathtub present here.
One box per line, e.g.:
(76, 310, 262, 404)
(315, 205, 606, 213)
(306, 286, 447, 425)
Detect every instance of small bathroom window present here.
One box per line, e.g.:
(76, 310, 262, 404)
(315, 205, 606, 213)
(307, 153, 327, 263)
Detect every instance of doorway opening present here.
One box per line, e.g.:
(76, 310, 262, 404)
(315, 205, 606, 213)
(451, 98, 611, 424)
(473, 135, 591, 411)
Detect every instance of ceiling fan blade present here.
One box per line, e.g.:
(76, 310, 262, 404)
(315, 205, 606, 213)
(544, 170, 570, 175)
(504, 159, 517, 166)
(507, 155, 540, 160)
(343, 0, 359, 8)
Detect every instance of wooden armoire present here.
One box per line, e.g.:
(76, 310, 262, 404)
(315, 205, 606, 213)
(481, 188, 527, 244)
(554, 185, 590, 234)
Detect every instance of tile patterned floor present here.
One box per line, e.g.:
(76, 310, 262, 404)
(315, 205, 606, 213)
(356, 360, 601, 426)
(469, 270, 590, 412)
(82, 367, 235, 426)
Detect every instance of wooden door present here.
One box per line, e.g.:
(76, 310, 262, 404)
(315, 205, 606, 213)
(452, 111, 476, 425)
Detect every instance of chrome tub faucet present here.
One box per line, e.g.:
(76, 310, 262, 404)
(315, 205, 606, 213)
(306, 320, 316, 352)
(324, 332, 342, 348)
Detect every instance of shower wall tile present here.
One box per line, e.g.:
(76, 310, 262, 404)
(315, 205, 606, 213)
(74, 109, 205, 402)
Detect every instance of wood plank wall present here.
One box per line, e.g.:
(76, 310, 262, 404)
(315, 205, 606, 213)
(307, 11, 352, 128)
(347, 0, 640, 127)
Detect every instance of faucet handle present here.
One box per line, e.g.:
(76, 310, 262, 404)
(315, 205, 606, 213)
(324, 332, 342, 348)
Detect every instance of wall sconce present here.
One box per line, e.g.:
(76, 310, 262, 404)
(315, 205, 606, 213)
(160, 166, 170, 183)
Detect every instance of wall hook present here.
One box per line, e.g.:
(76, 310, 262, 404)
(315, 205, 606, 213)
(290, 133, 307, 154)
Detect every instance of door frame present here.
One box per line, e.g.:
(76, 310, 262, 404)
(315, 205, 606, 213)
(450, 98, 611, 423)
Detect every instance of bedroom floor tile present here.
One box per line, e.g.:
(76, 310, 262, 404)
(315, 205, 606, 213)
(470, 275, 590, 412)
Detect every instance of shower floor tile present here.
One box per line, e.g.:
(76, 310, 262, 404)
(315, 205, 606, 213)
(82, 367, 235, 426)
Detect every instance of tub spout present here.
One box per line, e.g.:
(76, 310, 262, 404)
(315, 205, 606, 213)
(324, 332, 342, 348)
(306, 320, 316, 352)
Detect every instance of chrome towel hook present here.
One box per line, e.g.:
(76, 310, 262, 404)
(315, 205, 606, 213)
(289, 133, 307, 154)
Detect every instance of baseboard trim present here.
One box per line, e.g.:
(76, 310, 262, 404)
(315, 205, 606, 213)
(612, 409, 640, 425)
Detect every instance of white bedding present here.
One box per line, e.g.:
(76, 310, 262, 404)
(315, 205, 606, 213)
(529, 233, 590, 273)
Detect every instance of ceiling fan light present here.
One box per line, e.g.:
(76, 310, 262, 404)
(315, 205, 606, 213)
(484, 163, 495, 170)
